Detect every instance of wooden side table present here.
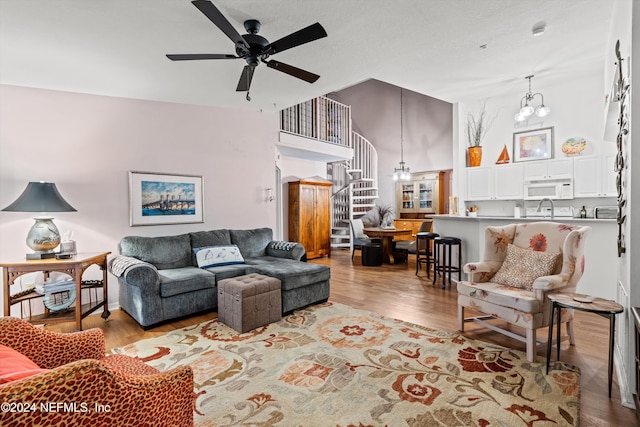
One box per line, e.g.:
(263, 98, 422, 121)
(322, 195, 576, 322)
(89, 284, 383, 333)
(546, 292, 624, 397)
(2, 252, 111, 330)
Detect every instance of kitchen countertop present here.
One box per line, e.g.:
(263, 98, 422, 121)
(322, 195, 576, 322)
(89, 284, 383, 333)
(428, 214, 617, 300)
(426, 214, 614, 223)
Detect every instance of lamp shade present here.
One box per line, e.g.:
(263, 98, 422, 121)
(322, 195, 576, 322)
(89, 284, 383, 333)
(2, 182, 77, 212)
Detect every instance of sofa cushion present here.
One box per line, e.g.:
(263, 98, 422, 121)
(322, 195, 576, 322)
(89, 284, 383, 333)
(204, 264, 249, 282)
(0, 344, 49, 384)
(119, 234, 192, 269)
(491, 244, 561, 290)
(190, 229, 231, 248)
(194, 245, 245, 268)
(247, 259, 330, 291)
(158, 267, 217, 298)
(457, 293, 544, 329)
(457, 280, 541, 313)
(230, 228, 273, 258)
(189, 230, 231, 264)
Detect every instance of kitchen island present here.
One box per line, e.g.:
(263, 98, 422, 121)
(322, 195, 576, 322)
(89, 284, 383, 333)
(428, 215, 617, 299)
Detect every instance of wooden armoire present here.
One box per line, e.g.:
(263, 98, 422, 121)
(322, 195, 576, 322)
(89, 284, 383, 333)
(288, 180, 332, 259)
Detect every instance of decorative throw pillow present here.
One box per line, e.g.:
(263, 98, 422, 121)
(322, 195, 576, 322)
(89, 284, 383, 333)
(269, 241, 298, 251)
(193, 245, 245, 268)
(0, 344, 49, 384)
(491, 244, 561, 290)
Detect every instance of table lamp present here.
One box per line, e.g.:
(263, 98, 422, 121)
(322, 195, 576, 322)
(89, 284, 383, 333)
(2, 182, 77, 259)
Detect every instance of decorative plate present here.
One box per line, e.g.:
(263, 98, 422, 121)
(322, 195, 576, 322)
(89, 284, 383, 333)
(561, 137, 587, 155)
(573, 295, 594, 303)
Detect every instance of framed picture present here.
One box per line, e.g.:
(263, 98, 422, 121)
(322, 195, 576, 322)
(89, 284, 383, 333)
(129, 171, 204, 226)
(513, 127, 554, 162)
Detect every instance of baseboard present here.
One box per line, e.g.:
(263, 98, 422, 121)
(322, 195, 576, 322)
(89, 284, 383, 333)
(615, 346, 637, 409)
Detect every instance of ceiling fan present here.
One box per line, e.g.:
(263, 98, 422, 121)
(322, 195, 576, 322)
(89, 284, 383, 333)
(167, 0, 327, 99)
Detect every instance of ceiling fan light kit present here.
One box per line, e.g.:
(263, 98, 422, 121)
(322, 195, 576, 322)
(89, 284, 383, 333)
(167, 0, 327, 100)
(514, 75, 550, 122)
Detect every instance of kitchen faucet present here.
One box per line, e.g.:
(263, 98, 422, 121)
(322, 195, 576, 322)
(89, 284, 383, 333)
(536, 198, 555, 219)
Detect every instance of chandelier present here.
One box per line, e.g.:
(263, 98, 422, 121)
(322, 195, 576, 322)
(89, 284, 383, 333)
(393, 88, 411, 181)
(514, 75, 550, 122)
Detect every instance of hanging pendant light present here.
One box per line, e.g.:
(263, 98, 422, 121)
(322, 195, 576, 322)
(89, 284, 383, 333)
(393, 88, 411, 181)
(514, 75, 550, 122)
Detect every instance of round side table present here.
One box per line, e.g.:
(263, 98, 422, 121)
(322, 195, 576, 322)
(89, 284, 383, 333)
(546, 292, 624, 398)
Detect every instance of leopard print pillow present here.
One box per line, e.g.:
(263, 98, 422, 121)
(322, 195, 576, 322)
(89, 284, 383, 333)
(491, 243, 561, 290)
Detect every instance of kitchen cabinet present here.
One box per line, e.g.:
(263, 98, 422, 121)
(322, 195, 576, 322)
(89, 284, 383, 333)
(493, 164, 524, 199)
(288, 180, 332, 259)
(523, 158, 573, 181)
(396, 172, 441, 215)
(466, 164, 523, 201)
(573, 155, 617, 198)
(466, 167, 492, 201)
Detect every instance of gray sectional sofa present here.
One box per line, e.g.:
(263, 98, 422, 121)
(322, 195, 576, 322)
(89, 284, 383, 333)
(108, 227, 330, 328)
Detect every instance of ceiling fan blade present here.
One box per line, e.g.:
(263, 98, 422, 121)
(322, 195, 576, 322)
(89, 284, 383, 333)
(236, 65, 255, 92)
(192, 0, 249, 51)
(265, 22, 327, 55)
(166, 53, 238, 61)
(266, 60, 320, 83)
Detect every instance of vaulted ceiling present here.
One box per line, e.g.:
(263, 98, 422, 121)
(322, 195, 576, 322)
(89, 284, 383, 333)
(0, 0, 613, 110)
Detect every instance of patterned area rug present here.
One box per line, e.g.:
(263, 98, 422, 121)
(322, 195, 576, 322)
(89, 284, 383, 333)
(113, 302, 580, 426)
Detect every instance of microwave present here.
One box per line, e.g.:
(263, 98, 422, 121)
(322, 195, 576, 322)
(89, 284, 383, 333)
(524, 180, 574, 200)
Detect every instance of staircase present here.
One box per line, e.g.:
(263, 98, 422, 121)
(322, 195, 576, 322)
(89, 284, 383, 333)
(328, 132, 378, 249)
(280, 96, 379, 251)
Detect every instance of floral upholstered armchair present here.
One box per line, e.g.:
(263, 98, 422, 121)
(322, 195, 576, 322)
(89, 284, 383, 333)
(0, 317, 194, 427)
(457, 222, 590, 362)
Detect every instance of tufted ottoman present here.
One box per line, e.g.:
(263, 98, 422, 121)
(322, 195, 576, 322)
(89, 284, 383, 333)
(217, 273, 282, 333)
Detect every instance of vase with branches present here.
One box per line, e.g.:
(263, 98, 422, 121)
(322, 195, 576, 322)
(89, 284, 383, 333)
(466, 103, 493, 147)
(466, 103, 494, 166)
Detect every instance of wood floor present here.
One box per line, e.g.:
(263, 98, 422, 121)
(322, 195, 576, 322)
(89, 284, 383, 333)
(51, 249, 636, 426)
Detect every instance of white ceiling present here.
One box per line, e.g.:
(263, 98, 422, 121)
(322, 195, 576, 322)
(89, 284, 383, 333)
(0, 0, 614, 111)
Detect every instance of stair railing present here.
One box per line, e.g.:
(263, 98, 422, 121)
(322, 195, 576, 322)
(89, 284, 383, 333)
(279, 95, 378, 250)
(280, 96, 352, 148)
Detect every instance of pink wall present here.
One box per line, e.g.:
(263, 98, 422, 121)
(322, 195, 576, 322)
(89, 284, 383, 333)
(0, 85, 280, 312)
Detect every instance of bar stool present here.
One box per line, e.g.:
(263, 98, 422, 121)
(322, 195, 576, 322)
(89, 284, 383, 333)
(416, 232, 439, 277)
(433, 236, 462, 289)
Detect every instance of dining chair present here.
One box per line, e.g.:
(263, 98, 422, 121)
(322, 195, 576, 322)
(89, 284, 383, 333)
(349, 218, 371, 260)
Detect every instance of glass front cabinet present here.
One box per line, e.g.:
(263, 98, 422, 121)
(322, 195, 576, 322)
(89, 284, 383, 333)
(396, 172, 440, 215)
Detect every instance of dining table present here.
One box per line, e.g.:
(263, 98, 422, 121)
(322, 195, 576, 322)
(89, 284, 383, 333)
(362, 227, 413, 264)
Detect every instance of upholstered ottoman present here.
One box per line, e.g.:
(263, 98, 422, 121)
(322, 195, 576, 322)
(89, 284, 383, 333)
(218, 273, 281, 333)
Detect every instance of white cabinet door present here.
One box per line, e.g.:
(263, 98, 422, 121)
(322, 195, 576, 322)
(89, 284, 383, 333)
(524, 158, 573, 180)
(573, 156, 600, 197)
(574, 155, 617, 198)
(523, 161, 548, 181)
(494, 163, 524, 199)
(466, 167, 492, 200)
(547, 158, 573, 179)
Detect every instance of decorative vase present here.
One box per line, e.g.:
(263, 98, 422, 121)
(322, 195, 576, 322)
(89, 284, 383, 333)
(468, 146, 483, 167)
(382, 213, 395, 229)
